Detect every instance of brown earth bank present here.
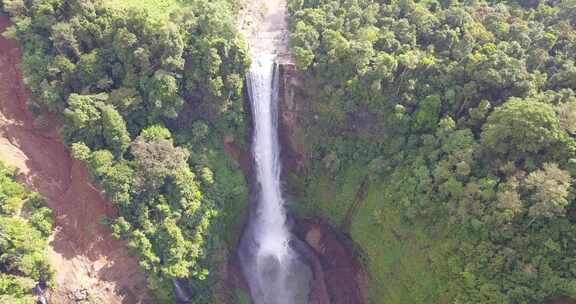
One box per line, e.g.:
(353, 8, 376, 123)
(553, 297, 576, 304)
(296, 220, 368, 304)
(0, 17, 150, 304)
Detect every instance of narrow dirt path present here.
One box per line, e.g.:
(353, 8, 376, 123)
(0, 17, 150, 304)
(341, 176, 370, 234)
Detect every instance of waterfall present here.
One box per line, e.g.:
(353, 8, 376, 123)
(239, 55, 311, 304)
(249, 56, 290, 260)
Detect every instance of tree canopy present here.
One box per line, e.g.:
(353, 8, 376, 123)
(288, 0, 576, 302)
(1, 0, 250, 301)
(0, 162, 53, 304)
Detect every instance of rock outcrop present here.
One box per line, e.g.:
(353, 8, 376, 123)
(297, 220, 368, 304)
(277, 64, 369, 304)
(278, 63, 310, 176)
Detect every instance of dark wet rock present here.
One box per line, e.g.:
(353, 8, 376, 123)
(277, 64, 310, 176)
(296, 220, 368, 304)
(552, 297, 576, 304)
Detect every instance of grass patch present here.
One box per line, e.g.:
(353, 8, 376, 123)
(351, 179, 450, 304)
(297, 163, 365, 226)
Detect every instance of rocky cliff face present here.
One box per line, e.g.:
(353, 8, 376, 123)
(276, 64, 368, 304)
(277, 63, 310, 176)
(224, 63, 368, 304)
(296, 220, 369, 304)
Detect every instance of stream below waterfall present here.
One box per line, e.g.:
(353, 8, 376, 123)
(238, 56, 312, 304)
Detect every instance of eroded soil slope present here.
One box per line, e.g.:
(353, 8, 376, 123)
(0, 17, 150, 304)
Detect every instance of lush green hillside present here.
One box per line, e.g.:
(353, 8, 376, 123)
(288, 0, 576, 303)
(104, 0, 244, 20)
(1, 0, 249, 301)
(4, 0, 576, 303)
(104, 0, 182, 18)
(0, 162, 53, 304)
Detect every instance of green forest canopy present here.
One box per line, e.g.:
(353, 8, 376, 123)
(0, 162, 53, 304)
(3, 0, 576, 303)
(289, 0, 576, 303)
(1, 0, 249, 302)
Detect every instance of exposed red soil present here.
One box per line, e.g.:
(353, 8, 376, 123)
(553, 297, 576, 304)
(0, 17, 150, 303)
(297, 220, 368, 304)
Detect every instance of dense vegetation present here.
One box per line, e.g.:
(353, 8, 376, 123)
(4, 0, 576, 303)
(1, 0, 249, 301)
(289, 0, 576, 303)
(0, 162, 53, 304)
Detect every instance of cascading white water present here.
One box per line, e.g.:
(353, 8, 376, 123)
(239, 55, 311, 304)
(249, 56, 290, 260)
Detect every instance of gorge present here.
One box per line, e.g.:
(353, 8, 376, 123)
(239, 55, 311, 304)
(237, 1, 315, 303)
(2, 0, 576, 303)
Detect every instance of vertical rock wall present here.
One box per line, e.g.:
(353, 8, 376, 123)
(276, 64, 369, 304)
(277, 63, 309, 176)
